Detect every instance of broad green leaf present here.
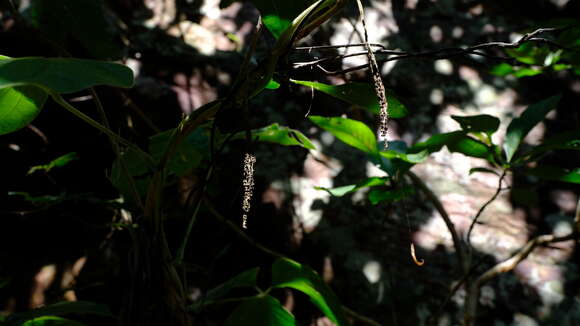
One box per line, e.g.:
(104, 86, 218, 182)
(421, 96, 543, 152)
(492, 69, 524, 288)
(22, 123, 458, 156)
(28, 152, 78, 175)
(368, 186, 414, 205)
(225, 295, 296, 326)
(524, 166, 580, 184)
(0, 57, 134, 94)
(7, 301, 111, 325)
(315, 177, 387, 197)
(513, 68, 542, 78)
(504, 95, 561, 162)
(109, 148, 154, 204)
(490, 63, 514, 76)
(24, 0, 123, 60)
(263, 15, 291, 39)
(380, 149, 429, 164)
(271, 258, 349, 326)
(21, 316, 88, 326)
(149, 128, 207, 176)
(309, 116, 377, 155)
(233, 124, 316, 150)
(0, 85, 47, 135)
(410, 131, 492, 159)
(451, 114, 500, 135)
(291, 80, 408, 118)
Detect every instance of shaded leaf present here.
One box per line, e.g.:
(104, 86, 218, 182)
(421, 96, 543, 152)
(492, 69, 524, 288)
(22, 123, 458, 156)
(315, 177, 387, 197)
(149, 128, 208, 176)
(309, 116, 377, 155)
(451, 114, 500, 135)
(368, 186, 414, 205)
(205, 268, 259, 303)
(519, 130, 580, 163)
(28, 152, 78, 175)
(410, 131, 493, 159)
(291, 80, 408, 118)
(271, 258, 349, 326)
(7, 301, 111, 325)
(225, 295, 296, 326)
(21, 316, 87, 326)
(24, 0, 123, 60)
(0, 57, 133, 94)
(504, 95, 561, 162)
(524, 166, 580, 184)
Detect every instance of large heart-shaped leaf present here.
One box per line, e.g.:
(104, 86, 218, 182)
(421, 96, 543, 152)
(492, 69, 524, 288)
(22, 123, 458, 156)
(225, 295, 296, 326)
(504, 95, 561, 162)
(291, 80, 408, 118)
(0, 57, 134, 94)
(309, 115, 377, 155)
(271, 258, 349, 326)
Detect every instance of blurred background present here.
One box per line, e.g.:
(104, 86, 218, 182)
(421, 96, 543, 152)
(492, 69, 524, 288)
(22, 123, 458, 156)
(0, 0, 579, 325)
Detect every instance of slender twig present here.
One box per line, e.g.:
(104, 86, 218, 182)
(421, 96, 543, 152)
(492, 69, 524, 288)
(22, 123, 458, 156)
(406, 171, 467, 273)
(466, 170, 507, 249)
(342, 306, 383, 326)
(294, 43, 389, 51)
(293, 27, 572, 74)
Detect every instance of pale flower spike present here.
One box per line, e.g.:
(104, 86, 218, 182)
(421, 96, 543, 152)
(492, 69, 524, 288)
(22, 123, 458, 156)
(241, 153, 256, 229)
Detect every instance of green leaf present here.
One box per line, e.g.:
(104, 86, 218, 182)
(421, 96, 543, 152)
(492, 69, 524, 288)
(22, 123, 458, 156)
(24, 0, 123, 60)
(504, 95, 561, 162)
(7, 301, 112, 325)
(368, 186, 414, 205)
(380, 149, 429, 164)
(27, 152, 78, 175)
(410, 131, 492, 159)
(271, 258, 349, 326)
(451, 114, 500, 135)
(233, 124, 316, 150)
(149, 128, 207, 176)
(469, 167, 500, 176)
(517, 130, 580, 163)
(109, 148, 154, 204)
(21, 316, 88, 326)
(0, 85, 48, 135)
(205, 268, 259, 303)
(225, 295, 296, 326)
(0, 57, 134, 94)
(490, 63, 514, 76)
(309, 115, 377, 155)
(291, 80, 408, 118)
(315, 177, 387, 197)
(263, 15, 291, 39)
(524, 166, 580, 184)
(265, 79, 281, 89)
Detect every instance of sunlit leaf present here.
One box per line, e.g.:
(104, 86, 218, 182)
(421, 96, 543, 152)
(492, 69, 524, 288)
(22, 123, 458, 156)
(233, 123, 316, 150)
(0, 85, 47, 135)
(265, 79, 281, 89)
(291, 80, 408, 118)
(380, 149, 429, 164)
(224, 296, 296, 326)
(27, 152, 78, 175)
(524, 166, 580, 184)
(271, 258, 349, 326)
(263, 15, 291, 39)
(368, 186, 414, 205)
(309, 116, 377, 155)
(410, 131, 492, 159)
(504, 95, 561, 162)
(315, 177, 387, 197)
(451, 114, 500, 135)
